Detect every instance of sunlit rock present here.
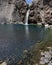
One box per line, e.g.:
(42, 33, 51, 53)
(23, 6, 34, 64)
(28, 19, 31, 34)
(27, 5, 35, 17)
(0, 62, 7, 65)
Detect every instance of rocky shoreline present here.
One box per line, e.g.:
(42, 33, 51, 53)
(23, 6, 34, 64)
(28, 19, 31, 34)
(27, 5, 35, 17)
(17, 33, 52, 65)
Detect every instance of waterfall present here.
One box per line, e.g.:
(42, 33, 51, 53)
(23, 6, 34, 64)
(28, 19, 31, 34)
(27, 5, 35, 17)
(25, 9, 30, 25)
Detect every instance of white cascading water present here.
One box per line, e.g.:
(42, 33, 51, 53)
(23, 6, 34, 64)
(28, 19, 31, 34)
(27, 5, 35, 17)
(25, 9, 30, 25)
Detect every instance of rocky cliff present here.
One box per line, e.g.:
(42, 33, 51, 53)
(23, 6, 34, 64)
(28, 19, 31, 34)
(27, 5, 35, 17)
(0, 0, 52, 24)
(29, 0, 52, 24)
(0, 0, 27, 24)
(12, 0, 28, 24)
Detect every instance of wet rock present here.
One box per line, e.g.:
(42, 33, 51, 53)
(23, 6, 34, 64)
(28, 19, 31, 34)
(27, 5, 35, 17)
(29, 10, 34, 16)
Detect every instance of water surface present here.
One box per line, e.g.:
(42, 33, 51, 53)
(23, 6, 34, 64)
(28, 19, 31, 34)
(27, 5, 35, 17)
(0, 24, 52, 64)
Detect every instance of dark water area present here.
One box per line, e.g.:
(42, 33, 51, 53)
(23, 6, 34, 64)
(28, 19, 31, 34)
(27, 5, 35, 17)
(0, 24, 51, 64)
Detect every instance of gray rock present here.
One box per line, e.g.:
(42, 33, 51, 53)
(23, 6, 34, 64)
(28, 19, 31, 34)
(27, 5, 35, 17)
(0, 0, 27, 24)
(29, 0, 52, 24)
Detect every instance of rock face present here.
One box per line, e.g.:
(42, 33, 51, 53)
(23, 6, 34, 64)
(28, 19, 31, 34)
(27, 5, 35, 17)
(12, 0, 28, 23)
(44, 5, 52, 24)
(0, 0, 15, 23)
(0, 0, 52, 24)
(0, 0, 27, 24)
(43, 0, 52, 24)
(29, 0, 52, 24)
